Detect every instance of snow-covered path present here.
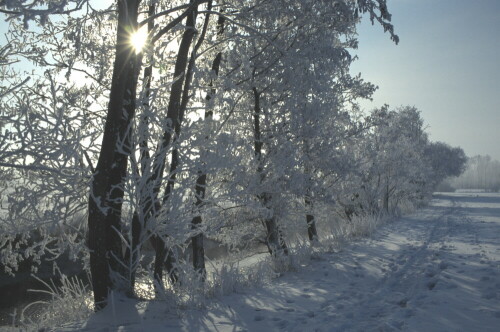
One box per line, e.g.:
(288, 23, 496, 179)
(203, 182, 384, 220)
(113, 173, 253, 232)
(70, 193, 500, 331)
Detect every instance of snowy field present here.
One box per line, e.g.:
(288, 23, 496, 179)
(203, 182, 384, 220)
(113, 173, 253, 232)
(43, 193, 500, 331)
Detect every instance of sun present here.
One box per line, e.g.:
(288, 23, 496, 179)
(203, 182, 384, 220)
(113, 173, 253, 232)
(130, 27, 148, 53)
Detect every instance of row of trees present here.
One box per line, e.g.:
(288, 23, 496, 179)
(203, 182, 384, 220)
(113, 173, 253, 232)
(439, 155, 500, 192)
(0, 0, 465, 311)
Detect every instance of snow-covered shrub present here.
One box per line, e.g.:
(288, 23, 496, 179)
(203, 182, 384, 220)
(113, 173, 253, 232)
(169, 261, 207, 309)
(18, 270, 92, 329)
(394, 199, 418, 216)
(345, 213, 385, 239)
(209, 262, 248, 296)
(207, 260, 274, 297)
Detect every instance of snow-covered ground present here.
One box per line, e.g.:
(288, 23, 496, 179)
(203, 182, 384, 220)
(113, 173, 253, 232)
(52, 193, 500, 331)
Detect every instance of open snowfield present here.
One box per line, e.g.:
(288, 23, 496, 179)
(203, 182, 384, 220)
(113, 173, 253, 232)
(47, 193, 500, 331)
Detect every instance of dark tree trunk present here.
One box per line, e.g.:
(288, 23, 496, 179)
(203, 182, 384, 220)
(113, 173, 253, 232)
(303, 138, 318, 243)
(152, 1, 199, 290)
(152, 1, 213, 285)
(383, 181, 390, 213)
(305, 195, 318, 242)
(87, 0, 141, 310)
(252, 88, 288, 257)
(261, 193, 289, 256)
(191, 5, 223, 280)
(125, 2, 156, 296)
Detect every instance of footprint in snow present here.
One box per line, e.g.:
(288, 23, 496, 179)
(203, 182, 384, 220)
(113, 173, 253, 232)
(397, 298, 408, 308)
(320, 300, 333, 309)
(275, 320, 288, 329)
(254, 315, 265, 321)
(427, 279, 438, 290)
(304, 311, 316, 318)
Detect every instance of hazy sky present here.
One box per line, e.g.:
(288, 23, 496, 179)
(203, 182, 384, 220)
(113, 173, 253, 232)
(351, 0, 500, 160)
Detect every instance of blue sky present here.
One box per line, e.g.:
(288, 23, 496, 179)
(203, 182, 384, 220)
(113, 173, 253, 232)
(351, 0, 500, 160)
(1, 1, 499, 160)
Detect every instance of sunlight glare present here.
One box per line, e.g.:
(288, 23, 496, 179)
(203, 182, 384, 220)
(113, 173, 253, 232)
(130, 27, 148, 53)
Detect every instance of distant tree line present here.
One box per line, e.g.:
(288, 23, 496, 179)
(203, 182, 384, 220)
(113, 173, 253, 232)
(438, 155, 500, 192)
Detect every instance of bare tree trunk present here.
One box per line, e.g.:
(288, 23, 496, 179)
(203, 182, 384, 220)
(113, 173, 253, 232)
(87, 0, 141, 310)
(252, 88, 288, 257)
(152, 1, 199, 290)
(305, 195, 318, 242)
(383, 180, 390, 213)
(192, 5, 224, 280)
(303, 139, 318, 242)
(125, 2, 156, 296)
(261, 193, 289, 256)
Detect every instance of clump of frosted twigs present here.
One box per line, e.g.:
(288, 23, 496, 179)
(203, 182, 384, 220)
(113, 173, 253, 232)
(15, 269, 92, 330)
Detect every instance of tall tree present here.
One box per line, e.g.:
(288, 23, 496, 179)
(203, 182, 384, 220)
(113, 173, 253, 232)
(191, 7, 226, 279)
(87, 0, 141, 309)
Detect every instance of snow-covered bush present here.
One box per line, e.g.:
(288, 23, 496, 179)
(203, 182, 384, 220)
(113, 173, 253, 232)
(16, 271, 92, 329)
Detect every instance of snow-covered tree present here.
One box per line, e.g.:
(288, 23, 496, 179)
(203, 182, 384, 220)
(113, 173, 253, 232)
(0, 0, 404, 311)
